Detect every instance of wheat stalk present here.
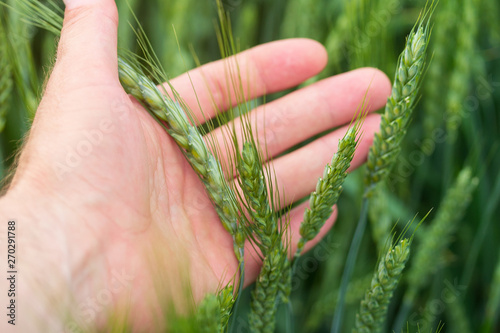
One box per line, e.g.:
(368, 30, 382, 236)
(368, 185, 393, 255)
(353, 238, 411, 333)
(484, 249, 500, 330)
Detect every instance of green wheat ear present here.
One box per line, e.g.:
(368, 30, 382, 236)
(119, 53, 247, 266)
(364, 4, 433, 196)
(237, 141, 277, 254)
(296, 105, 366, 258)
(353, 238, 411, 333)
(196, 285, 235, 333)
(236, 124, 291, 332)
(249, 246, 288, 333)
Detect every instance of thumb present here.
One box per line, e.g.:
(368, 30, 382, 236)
(54, 0, 119, 87)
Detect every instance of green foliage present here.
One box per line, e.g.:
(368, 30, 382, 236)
(406, 168, 478, 299)
(0, 18, 11, 133)
(445, 0, 480, 139)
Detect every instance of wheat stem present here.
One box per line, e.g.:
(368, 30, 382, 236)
(483, 249, 500, 330)
(331, 198, 369, 333)
(462, 174, 500, 288)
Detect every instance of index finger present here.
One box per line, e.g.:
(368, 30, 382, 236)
(165, 39, 328, 124)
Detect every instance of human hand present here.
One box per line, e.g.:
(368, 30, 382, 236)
(0, 0, 391, 331)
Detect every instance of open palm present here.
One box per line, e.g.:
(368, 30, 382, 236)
(2, 1, 391, 330)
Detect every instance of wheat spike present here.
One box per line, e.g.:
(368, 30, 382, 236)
(364, 14, 431, 196)
(217, 285, 235, 330)
(118, 59, 245, 260)
(237, 140, 293, 327)
(249, 247, 286, 333)
(238, 141, 276, 253)
(195, 285, 235, 333)
(196, 293, 222, 333)
(297, 125, 359, 256)
(353, 239, 411, 333)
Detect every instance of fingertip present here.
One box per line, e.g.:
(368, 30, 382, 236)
(292, 38, 328, 75)
(251, 38, 328, 91)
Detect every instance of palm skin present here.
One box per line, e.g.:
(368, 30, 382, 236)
(0, 1, 391, 331)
